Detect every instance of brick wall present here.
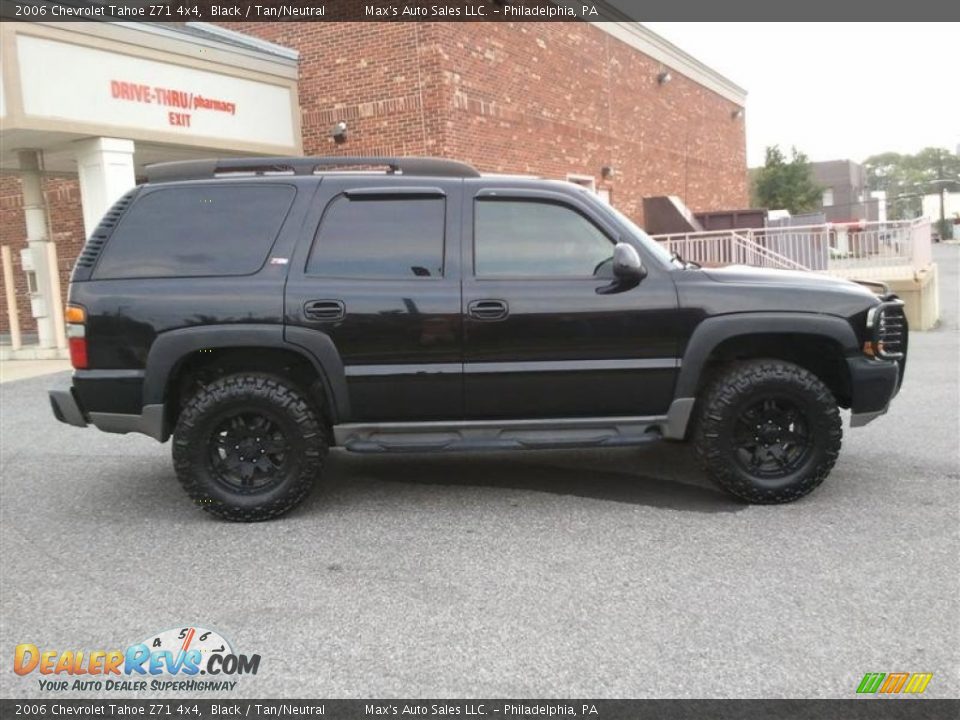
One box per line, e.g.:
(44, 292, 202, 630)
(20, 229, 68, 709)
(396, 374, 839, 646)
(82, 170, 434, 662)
(0, 176, 86, 335)
(232, 21, 749, 225)
(229, 22, 448, 157)
(0, 21, 748, 335)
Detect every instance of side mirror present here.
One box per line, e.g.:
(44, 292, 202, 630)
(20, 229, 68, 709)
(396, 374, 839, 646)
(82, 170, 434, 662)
(598, 242, 646, 294)
(612, 242, 646, 281)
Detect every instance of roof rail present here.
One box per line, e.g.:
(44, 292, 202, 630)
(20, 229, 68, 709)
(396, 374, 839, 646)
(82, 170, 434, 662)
(145, 156, 481, 183)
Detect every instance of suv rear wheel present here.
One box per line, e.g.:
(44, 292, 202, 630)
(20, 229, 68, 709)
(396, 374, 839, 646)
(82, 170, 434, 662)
(693, 359, 842, 504)
(172, 374, 328, 521)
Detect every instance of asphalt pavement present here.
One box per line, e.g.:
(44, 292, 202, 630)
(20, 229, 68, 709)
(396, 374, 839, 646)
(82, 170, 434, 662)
(1, 244, 957, 699)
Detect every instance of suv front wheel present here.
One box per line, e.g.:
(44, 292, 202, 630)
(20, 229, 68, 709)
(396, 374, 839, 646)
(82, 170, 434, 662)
(693, 359, 842, 504)
(172, 374, 328, 521)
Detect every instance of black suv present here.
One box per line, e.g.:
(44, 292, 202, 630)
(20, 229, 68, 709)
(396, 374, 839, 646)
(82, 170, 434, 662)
(49, 156, 907, 520)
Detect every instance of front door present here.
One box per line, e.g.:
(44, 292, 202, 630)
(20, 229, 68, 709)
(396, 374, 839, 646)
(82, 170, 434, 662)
(461, 187, 681, 419)
(285, 178, 463, 421)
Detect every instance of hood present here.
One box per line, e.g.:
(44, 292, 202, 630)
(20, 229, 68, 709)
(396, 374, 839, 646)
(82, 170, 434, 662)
(702, 265, 879, 299)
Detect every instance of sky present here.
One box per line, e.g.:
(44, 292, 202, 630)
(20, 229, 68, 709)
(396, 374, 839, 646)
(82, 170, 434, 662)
(643, 23, 960, 167)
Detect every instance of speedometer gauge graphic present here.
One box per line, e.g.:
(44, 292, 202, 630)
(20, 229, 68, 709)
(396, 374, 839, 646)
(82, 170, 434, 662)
(140, 626, 233, 665)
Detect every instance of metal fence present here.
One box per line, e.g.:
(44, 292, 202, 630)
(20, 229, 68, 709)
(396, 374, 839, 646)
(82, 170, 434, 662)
(652, 219, 933, 279)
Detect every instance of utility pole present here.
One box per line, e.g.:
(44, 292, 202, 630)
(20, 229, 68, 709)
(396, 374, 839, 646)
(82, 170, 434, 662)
(937, 149, 946, 240)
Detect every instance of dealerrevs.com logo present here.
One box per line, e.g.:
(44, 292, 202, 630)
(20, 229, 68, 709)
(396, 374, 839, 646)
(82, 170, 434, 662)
(13, 626, 260, 693)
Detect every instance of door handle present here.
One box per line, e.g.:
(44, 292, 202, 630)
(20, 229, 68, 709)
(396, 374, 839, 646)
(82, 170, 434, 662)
(468, 299, 509, 321)
(303, 299, 345, 322)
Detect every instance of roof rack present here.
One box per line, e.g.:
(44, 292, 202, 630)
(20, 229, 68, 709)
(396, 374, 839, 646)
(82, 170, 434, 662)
(144, 156, 481, 183)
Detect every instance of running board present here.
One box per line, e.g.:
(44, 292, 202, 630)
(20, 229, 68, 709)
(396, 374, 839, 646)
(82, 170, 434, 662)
(333, 416, 665, 453)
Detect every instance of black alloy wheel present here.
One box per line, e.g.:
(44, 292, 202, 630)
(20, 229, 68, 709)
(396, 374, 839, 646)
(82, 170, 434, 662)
(732, 396, 813, 479)
(208, 410, 291, 492)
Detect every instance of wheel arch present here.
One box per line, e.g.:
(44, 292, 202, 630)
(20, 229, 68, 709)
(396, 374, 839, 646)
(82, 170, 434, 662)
(143, 324, 350, 438)
(664, 313, 859, 440)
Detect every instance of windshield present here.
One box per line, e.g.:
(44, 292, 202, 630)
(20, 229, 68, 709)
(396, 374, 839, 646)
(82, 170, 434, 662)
(601, 202, 678, 269)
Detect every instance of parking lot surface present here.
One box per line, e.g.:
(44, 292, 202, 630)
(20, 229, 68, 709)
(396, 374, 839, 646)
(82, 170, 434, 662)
(1, 244, 957, 699)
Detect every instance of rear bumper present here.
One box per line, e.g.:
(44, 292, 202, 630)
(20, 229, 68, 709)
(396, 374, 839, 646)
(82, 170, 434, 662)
(847, 356, 900, 427)
(49, 389, 87, 429)
(49, 386, 166, 442)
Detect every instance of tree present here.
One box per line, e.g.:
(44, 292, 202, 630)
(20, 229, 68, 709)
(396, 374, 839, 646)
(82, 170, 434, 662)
(863, 147, 960, 221)
(752, 146, 822, 214)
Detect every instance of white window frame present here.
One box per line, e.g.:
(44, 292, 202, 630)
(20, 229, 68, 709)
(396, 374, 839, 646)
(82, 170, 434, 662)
(566, 174, 597, 193)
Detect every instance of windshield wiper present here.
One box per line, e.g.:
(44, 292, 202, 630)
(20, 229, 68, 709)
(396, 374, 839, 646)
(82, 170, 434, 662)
(670, 251, 701, 269)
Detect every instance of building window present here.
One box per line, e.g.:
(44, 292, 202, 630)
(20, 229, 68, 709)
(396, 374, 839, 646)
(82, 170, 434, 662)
(308, 196, 445, 279)
(822, 188, 835, 207)
(474, 199, 614, 278)
(568, 174, 611, 205)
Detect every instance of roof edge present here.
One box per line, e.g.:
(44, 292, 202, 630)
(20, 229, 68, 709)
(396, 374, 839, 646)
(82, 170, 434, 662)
(591, 21, 748, 106)
(185, 22, 299, 62)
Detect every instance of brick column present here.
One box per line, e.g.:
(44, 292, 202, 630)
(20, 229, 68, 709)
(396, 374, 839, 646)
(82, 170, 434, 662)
(18, 150, 63, 349)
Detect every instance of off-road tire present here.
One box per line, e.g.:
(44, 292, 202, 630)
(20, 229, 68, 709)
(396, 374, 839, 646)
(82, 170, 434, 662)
(173, 374, 328, 521)
(693, 359, 842, 504)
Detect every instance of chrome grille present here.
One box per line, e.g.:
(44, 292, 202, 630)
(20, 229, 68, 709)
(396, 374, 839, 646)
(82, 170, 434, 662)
(876, 303, 907, 359)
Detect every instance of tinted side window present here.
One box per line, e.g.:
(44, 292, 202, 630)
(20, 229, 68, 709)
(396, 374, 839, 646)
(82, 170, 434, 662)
(307, 197, 445, 278)
(94, 185, 295, 279)
(475, 199, 614, 278)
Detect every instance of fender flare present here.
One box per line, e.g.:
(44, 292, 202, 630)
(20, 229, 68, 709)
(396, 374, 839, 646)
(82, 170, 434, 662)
(143, 324, 350, 425)
(662, 312, 859, 439)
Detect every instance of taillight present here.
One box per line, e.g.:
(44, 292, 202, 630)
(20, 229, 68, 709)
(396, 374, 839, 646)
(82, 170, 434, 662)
(65, 304, 87, 369)
(68, 335, 88, 369)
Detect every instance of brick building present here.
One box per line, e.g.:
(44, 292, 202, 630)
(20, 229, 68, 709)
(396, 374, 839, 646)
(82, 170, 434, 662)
(0, 18, 747, 344)
(235, 21, 748, 224)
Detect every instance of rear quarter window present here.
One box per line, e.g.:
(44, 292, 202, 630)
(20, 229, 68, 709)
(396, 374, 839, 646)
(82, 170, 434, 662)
(92, 184, 295, 279)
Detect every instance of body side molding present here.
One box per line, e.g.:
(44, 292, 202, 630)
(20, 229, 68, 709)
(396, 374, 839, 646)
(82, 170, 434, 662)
(343, 358, 680, 377)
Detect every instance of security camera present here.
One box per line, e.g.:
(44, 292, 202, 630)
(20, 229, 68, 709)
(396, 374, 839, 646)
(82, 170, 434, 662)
(331, 121, 348, 143)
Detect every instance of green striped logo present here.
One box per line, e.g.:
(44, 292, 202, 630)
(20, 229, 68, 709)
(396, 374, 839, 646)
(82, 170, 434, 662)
(857, 673, 886, 693)
(857, 672, 933, 694)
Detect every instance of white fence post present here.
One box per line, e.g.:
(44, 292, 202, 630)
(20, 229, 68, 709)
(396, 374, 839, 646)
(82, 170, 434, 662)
(911, 220, 932, 271)
(2, 246, 23, 351)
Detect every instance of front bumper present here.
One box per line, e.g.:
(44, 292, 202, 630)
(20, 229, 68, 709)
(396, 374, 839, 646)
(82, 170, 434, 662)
(847, 356, 900, 427)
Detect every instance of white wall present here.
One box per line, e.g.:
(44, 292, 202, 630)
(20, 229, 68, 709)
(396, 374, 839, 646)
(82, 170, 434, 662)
(17, 35, 296, 148)
(922, 192, 960, 222)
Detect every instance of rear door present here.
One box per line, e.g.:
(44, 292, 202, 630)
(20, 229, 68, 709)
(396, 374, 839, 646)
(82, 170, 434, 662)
(285, 177, 463, 421)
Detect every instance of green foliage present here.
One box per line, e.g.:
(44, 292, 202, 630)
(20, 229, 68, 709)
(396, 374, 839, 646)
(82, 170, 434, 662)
(752, 146, 822, 214)
(863, 147, 960, 220)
